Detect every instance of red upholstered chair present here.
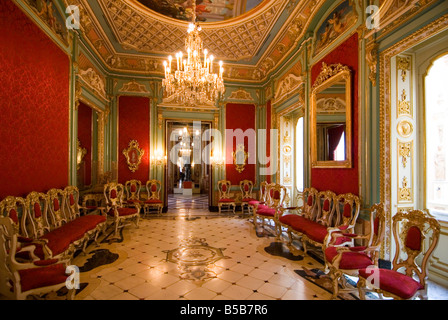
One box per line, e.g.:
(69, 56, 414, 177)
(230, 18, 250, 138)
(217, 180, 236, 214)
(143, 180, 163, 216)
(81, 193, 105, 216)
(0, 216, 75, 300)
(64, 186, 107, 250)
(276, 187, 319, 255)
(239, 180, 256, 214)
(357, 209, 440, 300)
(253, 183, 286, 237)
(0, 196, 50, 262)
(300, 190, 337, 253)
(104, 182, 140, 237)
(248, 181, 269, 215)
(323, 203, 386, 299)
(46, 188, 69, 229)
(124, 180, 144, 210)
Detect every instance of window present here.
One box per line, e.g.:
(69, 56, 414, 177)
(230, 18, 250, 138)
(426, 53, 448, 217)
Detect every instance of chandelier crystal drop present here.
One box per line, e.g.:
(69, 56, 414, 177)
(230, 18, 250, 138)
(162, 2, 225, 106)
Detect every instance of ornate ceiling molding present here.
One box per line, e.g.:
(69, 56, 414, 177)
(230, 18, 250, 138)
(99, 0, 286, 61)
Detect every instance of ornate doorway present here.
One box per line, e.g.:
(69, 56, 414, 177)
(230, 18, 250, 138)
(165, 120, 212, 210)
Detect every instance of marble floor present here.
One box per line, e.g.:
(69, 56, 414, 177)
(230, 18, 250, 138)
(69, 206, 448, 301)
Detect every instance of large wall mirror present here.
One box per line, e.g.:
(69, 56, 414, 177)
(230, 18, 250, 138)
(311, 63, 352, 168)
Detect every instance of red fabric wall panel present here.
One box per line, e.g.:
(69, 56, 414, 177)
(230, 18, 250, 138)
(0, 1, 69, 198)
(310, 33, 359, 195)
(78, 102, 92, 186)
(225, 103, 256, 185)
(118, 96, 150, 184)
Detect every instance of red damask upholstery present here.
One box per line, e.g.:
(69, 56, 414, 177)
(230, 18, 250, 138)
(108, 207, 139, 217)
(256, 208, 276, 217)
(358, 268, 424, 300)
(18, 262, 68, 293)
(144, 199, 163, 204)
(325, 247, 374, 270)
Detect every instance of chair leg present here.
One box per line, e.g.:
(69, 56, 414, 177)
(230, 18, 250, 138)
(330, 269, 341, 300)
(357, 277, 367, 300)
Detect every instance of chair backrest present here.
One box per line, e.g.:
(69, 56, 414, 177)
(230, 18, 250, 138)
(104, 182, 125, 208)
(24, 192, 51, 239)
(64, 186, 81, 221)
(315, 190, 337, 226)
(0, 216, 19, 298)
(259, 181, 269, 202)
(334, 193, 361, 229)
(217, 180, 232, 200)
(366, 203, 386, 249)
(266, 183, 286, 208)
(392, 209, 440, 288)
(146, 180, 161, 200)
(46, 189, 68, 229)
(0, 196, 26, 236)
(239, 180, 253, 199)
(301, 187, 318, 219)
(125, 180, 142, 200)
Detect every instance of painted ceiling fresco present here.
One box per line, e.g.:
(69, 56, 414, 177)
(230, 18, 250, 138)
(136, 0, 265, 22)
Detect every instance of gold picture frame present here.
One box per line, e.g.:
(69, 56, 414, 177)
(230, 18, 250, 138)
(123, 140, 145, 173)
(232, 144, 248, 173)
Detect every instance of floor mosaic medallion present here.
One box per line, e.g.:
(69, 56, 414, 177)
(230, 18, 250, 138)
(164, 237, 230, 281)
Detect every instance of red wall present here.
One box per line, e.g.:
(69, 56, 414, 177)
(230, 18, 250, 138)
(118, 96, 150, 184)
(0, 1, 70, 198)
(310, 33, 359, 195)
(225, 103, 256, 185)
(78, 102, 92, 186)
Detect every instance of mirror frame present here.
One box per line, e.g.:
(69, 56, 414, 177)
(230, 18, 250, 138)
(123, 140, 145, 173)
(311, 62, 352, 168)
(232, 144, 248, 173)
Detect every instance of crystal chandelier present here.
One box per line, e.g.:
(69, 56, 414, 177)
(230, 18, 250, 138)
(162, 2, 225, 106)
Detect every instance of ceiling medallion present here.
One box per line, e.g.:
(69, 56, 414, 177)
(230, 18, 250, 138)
(162, 1, 225, 106)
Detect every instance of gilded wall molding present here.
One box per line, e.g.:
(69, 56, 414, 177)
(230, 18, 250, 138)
(379, 13, 448, 259)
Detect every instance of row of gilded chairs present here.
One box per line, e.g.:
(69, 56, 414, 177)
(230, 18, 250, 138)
(216, 179, 261, 214)
(246, 181, 441, 300)
(0, 186, 108, 300)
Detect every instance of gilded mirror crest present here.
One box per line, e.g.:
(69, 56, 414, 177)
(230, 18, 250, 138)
(123, 140, 145, 173)
(311, 63, 352, 168)
(232, 144, 248, 173)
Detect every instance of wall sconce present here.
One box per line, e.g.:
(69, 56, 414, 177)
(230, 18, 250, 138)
(152, 149, 167, 167)
(211, 153, 225, 168)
